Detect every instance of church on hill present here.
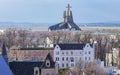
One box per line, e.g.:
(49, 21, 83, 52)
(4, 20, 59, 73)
(48, 4, 81, 31)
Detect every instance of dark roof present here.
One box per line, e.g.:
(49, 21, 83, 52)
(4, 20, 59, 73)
(54, 43, 93, 50)
(49, 22, 81, 31)
(40, 53, 55, 69)
(9, 61, 43, 75)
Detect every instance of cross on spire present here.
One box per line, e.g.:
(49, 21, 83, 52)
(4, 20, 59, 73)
(66, 4, 72, 12)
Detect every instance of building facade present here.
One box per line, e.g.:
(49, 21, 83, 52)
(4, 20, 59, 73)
(9, 47, 54, 61)
(54, 43, 94, 68)
(105, 48, 120, 67)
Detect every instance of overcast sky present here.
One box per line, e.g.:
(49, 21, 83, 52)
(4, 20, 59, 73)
(0, 0, 120, 23)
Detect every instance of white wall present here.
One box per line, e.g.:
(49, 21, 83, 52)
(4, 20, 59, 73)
(54, 43, 95, 68)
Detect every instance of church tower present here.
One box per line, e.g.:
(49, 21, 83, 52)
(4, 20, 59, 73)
(2, 42, 8, 64)
(66, 4, 74, 23)
(49, 4, 81, 31)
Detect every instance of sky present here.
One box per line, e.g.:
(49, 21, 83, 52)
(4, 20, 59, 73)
(0, 0, 120, 23)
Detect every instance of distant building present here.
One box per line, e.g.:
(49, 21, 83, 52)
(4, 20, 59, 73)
(49, 4, 81, 31)
(9, 46, 54, 61)
(105, 48, 120, 66)
(54, 43, 94, 68)
(9, 53, 58, 75)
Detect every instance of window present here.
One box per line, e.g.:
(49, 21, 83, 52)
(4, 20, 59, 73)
(89, 51, 91, 54)
(89, 57, 91, 60)
(46, 63, 49, 66)
(46, 60, 50, 67)
(80, 57, 81, 60)
(80, 52, 81, 54)
(62, 64, 64, 67)
(58, 64, 59, 68)
(71, 51, 73, 55)
(70, 57, 74, 62)
(87, 45, 89, 47)
(62, 52, 64, 55)
(85, 51, 87, 54)
(56, 51, 59, 55)
(35, 70, 38, 75)
(58, 57, 59, 61)
(71, 63, 74, 67)
(85, 57, 87, 60)
(56, 57, 57, 61)
(66, 63, 68, 67)
(56, 57, 59, 61)
(62, 57, 64, 61)
(66, 52, 68, 55)
(66, 57, 68, 61)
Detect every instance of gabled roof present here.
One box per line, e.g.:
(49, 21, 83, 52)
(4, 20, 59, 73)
(40, 53, 55, 69)
(54, 43, 93, 50)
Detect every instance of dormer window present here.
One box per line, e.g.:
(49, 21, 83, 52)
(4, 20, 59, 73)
(87, 45, 89, 47)
(46, 59, 50, 67)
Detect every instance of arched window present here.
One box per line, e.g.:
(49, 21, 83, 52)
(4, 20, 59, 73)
(35, 71, 38, 75)
(89, 51, 91, 54)
(34, 67, 39, 75)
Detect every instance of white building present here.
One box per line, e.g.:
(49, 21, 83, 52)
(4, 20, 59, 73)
(54, 43, 94, 68)
(105, 48, 120, 66)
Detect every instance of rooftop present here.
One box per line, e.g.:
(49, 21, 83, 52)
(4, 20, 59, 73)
(54, 43, 93, 50)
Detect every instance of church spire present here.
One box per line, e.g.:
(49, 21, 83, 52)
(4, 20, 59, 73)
(66, 4, 71, 16)
(2, 42, 8, 64)
(66, 4, 73, 23)
(63, 11, 67, 22)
